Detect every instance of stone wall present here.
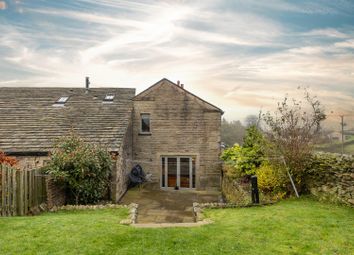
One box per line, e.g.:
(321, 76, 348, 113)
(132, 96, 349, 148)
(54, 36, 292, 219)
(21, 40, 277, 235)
(132, 80, 222, 190)
(14, 155, 49, 170)
(305, 153, 354, 206)
(46, 177, 66, 209)
(112, 120, 133, 202)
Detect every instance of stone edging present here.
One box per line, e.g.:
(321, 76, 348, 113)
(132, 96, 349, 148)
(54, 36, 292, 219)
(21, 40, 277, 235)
(120, 203, 138, 225)
(50, 203, 127, 212)
(193, 201, 276, 222)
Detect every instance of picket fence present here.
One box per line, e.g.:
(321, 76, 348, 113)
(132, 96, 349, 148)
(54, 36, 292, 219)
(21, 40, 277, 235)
(0, 164, 47, 216)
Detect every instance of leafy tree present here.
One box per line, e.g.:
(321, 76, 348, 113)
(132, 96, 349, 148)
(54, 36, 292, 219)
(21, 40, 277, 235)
(43, 133, 112, 205)
(262, 88, 326, 191)
(221, 118, 246, 147)
(221, 125, 266, 177)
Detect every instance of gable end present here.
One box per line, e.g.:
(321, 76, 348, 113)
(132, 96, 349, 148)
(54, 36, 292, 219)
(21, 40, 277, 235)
(134, 78, 223, 114)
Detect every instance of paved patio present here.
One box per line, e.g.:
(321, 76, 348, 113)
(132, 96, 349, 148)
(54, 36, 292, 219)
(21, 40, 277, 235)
(120, 184, 221, 223)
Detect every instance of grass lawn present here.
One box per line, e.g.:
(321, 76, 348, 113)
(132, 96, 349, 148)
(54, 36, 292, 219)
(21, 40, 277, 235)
(0, 197, 353, 255)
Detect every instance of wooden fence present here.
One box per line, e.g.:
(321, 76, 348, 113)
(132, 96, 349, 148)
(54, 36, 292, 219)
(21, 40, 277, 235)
(0, 164, 47, 216)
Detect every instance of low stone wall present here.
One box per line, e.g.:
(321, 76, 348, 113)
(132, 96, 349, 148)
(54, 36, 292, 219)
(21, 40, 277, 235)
(46, 177, 66, 209)
(305, 153, 354, 206)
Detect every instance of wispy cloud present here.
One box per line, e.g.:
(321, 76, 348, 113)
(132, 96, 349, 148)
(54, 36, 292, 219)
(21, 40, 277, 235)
(0, 1, 6, 10)
(0, 0, 353, 122)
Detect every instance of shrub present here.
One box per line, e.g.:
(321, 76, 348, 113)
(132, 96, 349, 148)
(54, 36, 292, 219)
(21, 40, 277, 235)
(43, 133, 112, 205)
(221, 125, 266, 177)
(0, 151, 18, 167)
(256, 164, 286, 192)
(262, 88, 326, 192)
(0, 151, 18, 183)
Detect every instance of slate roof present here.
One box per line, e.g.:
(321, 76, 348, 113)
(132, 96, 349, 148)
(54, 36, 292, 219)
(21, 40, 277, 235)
(0, 87, 135, 154)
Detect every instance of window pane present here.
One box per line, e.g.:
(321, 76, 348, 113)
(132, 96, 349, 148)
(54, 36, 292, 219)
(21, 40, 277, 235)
(141, 114, 150, 132)
(161, 157, 165, 187)
(57, 96, 69, 103)
(192, 157, 196, 188)
(180, 158, 190, 188)
(167, 157, 177, 187)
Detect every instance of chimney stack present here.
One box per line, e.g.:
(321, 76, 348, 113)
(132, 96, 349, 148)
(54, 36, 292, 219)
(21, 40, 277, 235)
(85, 77, 90, 92)
(177, 80, 180, 86)
(181, 84, 184, 89)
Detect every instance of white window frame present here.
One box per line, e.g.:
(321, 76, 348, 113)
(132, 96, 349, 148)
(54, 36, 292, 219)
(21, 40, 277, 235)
(56, 96, 69, 104)
(104, 94, 115, 101)
(160, 156, 195, 189)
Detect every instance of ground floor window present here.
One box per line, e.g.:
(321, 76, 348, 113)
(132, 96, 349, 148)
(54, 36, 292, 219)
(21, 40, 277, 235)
(161, 156, 196, 189)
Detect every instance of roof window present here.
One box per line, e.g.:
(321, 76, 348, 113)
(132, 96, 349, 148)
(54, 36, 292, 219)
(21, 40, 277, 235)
(56, 96, 69, 104)
(103, 94, 115, 102)
(53, 96, 69, 107)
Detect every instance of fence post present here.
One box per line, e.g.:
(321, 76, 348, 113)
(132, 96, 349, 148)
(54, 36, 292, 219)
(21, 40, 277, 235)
(251, 176, 260, 204)
(12, 168, 17, 216)
(1, 165, 49, 217)
(6, 167, 11, 216)
(24, 170, 28, 215)
(1, 165, 5, 216)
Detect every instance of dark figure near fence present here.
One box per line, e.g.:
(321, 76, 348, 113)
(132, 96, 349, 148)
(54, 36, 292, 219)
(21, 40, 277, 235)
(251, 176, 260, 204)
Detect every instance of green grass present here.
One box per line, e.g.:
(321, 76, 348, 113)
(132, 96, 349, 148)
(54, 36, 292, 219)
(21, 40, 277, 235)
(1, 198, 353, 255)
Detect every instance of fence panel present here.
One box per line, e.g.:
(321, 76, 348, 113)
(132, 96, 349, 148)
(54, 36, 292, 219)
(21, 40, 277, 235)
(0, 164, 47, 216)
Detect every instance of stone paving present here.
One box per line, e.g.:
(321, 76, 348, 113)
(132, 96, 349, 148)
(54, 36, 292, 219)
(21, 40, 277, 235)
(120, 183, 221, 223)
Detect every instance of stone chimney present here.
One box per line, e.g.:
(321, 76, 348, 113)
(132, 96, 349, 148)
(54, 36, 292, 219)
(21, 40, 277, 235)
(85, 77, 90, 93)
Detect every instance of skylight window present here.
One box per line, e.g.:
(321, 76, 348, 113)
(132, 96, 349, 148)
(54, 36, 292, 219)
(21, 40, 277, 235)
(103, 94, 115, 102)
(56, 96, 69, 104)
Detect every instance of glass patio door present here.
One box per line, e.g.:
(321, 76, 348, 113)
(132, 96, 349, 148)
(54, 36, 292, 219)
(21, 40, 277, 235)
(161, 156, 195, 189)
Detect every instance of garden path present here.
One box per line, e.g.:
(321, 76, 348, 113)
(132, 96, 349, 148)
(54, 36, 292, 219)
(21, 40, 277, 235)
(120, 184, 220, 223)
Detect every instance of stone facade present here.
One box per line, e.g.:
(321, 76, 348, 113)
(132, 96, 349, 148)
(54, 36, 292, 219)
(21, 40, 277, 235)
(112, 120, 133, 202)
(2, 79, 223, 202)
(46, 177, 66, 208)
(14, 155, 49, 170)
(132, 79, 223, 190)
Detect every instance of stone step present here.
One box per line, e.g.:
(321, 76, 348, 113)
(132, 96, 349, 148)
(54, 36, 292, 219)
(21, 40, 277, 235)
(137, 209, 195, 223)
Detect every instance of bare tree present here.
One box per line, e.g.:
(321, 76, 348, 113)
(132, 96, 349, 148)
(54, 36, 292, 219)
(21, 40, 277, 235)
(262, 88, 326, 191)
(221, 118, 246, 147)
(244, 114, 259, 128)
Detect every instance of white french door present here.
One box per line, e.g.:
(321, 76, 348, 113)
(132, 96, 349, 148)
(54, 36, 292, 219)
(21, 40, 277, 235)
(161, 156, 195, 189)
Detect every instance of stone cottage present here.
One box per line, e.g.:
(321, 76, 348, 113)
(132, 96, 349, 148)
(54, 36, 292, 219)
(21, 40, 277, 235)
(0, 78, 223, 201)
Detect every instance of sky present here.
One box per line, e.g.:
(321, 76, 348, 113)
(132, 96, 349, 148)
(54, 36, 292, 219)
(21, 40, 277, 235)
(0, 0, 353, 125)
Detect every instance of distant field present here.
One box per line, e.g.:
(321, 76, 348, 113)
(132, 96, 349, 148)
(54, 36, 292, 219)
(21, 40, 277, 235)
(316, 138, 354, 155)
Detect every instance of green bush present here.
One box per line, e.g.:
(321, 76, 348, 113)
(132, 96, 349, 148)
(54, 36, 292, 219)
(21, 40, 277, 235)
(43, 133, 112, 205)
(256, 163, 287, 196)
(221, 125, 266, 177)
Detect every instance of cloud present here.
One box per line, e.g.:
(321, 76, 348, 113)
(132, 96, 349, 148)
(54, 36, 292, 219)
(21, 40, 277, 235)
(0, 0, 353, 123)
(335, 39, 354, 49)
(303, 28, 350, 38)
(0, 1, 6, 10)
